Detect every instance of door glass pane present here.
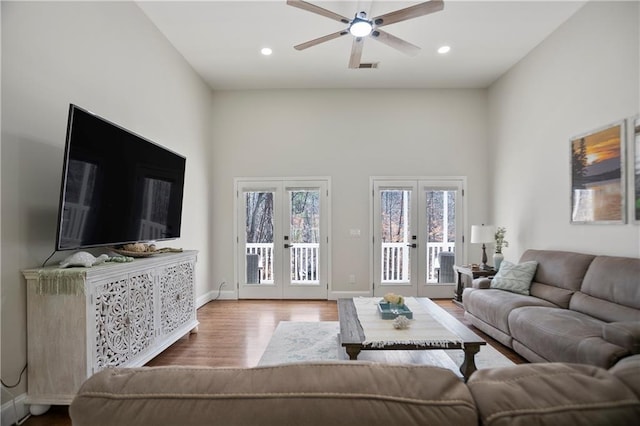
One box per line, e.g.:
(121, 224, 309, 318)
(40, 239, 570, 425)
(380, 190, 411, 283)
(289, 190, 320, 284)
(245, 191, 274, 284)
(426, 190, 456, 283)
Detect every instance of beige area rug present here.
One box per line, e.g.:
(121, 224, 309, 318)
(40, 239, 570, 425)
(258, 321, 515, 374)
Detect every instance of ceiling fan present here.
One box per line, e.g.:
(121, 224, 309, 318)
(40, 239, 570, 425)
(286, 0, 445, 68)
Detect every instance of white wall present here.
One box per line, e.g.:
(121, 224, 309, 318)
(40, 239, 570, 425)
(1, 1, 212, 403)
(210, 89, 491, 297)
(488, 0, 640, 261)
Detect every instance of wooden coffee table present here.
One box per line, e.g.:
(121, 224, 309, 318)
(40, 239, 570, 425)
(337, 298, 486, 381)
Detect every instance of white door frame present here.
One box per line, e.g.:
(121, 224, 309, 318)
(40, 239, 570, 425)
(234, 177, 331, 300)
(370, 176, 467, 298)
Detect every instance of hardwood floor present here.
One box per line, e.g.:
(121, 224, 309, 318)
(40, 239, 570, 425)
(20, 299, 525, 425)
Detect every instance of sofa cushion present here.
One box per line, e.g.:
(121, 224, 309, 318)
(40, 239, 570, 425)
(468, 362, 640, 426)
(509, 306, 629, 368)
(570, 291, 640, 323)
(70, 363, 478, 426)
(490, 260, 538, 295)
(463, 288, 556, 335)
(573, 256, 640, 321)
(519, 249, 595, 308)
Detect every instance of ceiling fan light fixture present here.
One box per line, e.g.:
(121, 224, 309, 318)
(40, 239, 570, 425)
(437, 45, 451, 54)
(349, 18, 373, 37)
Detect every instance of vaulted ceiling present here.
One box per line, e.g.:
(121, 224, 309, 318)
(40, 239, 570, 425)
(137, 1, 586, 90)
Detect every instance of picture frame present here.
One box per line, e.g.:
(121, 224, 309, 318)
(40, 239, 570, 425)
(633, 115, 640, 222)
(570, 120, 626, 224)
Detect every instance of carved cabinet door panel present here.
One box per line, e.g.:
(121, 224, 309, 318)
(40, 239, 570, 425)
(128, 271, 155, 357)
(94, 277, 130, 370)
(93, 270, 155, 370)
(159, 261, 195, 336)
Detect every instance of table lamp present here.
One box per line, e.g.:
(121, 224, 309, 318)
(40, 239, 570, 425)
(471, 224, 495, 270)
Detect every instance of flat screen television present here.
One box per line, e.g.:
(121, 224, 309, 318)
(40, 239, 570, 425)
(55, 104, 186, 251)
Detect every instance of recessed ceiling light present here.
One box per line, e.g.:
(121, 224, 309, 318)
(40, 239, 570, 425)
(437, 45, 451, 54)
(261, 47, 273, 56)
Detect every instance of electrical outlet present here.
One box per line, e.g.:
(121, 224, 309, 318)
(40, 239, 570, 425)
(348, 274, 356, 284)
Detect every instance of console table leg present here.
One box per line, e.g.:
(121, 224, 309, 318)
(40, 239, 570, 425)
(29, 404, 50, 416)
(460, 345, 481, 382)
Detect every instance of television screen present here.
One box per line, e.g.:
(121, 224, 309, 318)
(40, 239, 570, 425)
(55, 105, 186, 251)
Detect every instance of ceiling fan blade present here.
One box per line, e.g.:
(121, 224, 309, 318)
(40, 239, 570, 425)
(294, 30, 349, 51)
(286, 0, 350, 24)
(371, 29, 420, 56)
(372, 0, 444, 27)
(348, 38, 364, 69)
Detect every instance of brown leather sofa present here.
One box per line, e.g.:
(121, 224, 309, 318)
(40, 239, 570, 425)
(70, 358, 640, 425)
(463, 249, 640, 368)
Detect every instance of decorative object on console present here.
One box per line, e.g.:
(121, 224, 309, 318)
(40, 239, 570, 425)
(108, 255, 134, 263)
(493, 226, 508, 271)
(470, 224, 495, 270)
(489, 260, 538, 295)
(59, 252, 109, 268)
(570, 120, 626, 224)
(111, 243, 183, 258)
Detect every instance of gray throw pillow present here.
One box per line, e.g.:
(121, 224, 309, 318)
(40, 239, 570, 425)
(490, 260, 538, 295)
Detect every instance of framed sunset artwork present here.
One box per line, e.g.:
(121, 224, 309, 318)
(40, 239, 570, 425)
(570, 121, 626, 224)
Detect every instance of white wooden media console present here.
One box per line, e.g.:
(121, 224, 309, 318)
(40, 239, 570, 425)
(22, 250, 199, 406)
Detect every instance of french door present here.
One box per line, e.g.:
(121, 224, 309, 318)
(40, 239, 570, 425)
(236, 179, 329, 299)
(372, 178, 464, 298)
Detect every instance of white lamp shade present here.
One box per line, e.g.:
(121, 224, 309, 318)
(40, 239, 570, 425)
(471, 225, 495, 244)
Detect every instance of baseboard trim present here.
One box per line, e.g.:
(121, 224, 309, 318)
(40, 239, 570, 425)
(1, 391, 29, 426)
(196, 289, 238, 307)
(328, 290, 371, 300)
(196, 291, 214, 307)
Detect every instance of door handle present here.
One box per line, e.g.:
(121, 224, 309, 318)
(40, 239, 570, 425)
(406, 243, 417, 248)
(284, 243, 293, 249)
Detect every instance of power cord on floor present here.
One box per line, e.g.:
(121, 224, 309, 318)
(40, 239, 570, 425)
(211, 281, 226, 301)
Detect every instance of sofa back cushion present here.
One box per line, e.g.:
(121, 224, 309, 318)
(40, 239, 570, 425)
(519, 249, 595, 308)
(70, 363, 478, 426)
(569, 256, 640, 322)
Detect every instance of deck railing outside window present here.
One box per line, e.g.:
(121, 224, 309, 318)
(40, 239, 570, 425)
(246, 243, 319, 284)
(381, 242, 455, 283)
(247, 241, 455, 285)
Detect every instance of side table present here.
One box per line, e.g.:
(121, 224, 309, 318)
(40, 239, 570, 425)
(452, 265, 496, 307)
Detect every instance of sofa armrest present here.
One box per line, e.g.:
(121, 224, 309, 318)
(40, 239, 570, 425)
(472, 278, 492, 289)
(603, 322, 640, 354)
(609, 355, 640, 398)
